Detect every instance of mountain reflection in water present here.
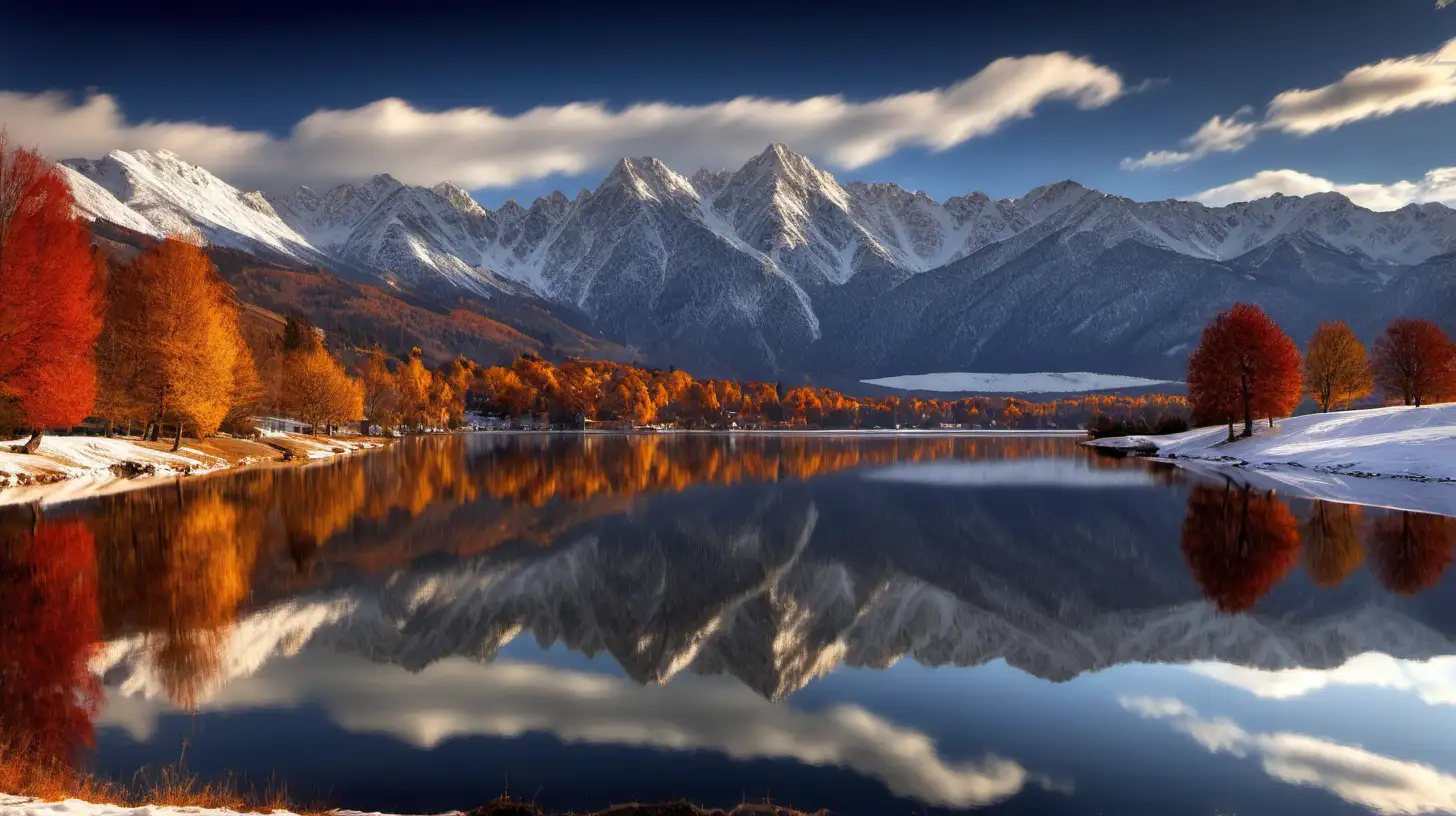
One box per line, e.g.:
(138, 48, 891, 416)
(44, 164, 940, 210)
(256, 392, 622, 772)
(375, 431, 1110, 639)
(2, 433, 1455, 815)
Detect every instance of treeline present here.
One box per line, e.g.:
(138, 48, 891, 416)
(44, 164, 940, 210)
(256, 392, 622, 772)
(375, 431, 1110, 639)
(455, 354, 1187, 430)
(1187, 303, 1456, 440)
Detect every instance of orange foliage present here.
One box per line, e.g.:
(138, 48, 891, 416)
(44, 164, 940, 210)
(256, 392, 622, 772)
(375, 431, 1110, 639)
(1181, 483, 1301, 612)
(1373, 318, 1456, 407)
(0, 520, 101, 764)
(1370, 511, 1455, 596)
(1303, 320, 1373, 412)
(1301, 502, 1366, 588)
(0, 136, 102, 434)
(1188, 303, 1302, 437)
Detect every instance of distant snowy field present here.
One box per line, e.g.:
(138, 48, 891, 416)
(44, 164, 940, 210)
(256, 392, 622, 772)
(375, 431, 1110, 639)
(862, 372, 1179, 394)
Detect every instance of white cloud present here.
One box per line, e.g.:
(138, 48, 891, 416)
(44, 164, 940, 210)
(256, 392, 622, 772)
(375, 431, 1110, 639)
(0, 51, 1123, 192)
(1120, 109, 1258, 170)
(1125, 38, 1456, 170)
(102, 655, 1060, 809)
(1190, 166, 1456, 210)
(1121, 696, 1456, 814)
(1188, 654, 1456, 706)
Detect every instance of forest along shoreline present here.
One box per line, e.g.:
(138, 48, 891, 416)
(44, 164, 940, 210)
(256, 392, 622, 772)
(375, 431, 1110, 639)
(0, 432, 391, 507)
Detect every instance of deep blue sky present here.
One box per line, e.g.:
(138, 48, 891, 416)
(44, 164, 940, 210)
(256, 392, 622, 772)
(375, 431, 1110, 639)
(1, 0, 1452, 207)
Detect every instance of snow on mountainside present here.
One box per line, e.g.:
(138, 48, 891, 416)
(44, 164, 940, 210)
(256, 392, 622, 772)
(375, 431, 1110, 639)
(61, 150, 328, 267)
(864, 371, 1178, 394)
(91, 522, 1456, 707)
(58, 144, 1456, 379)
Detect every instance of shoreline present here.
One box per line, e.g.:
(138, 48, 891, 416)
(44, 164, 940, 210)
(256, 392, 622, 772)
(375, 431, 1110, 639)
(0, 794, 824, 816)
(0, 432, 391, 508)
(1085, 404, 1456, 516)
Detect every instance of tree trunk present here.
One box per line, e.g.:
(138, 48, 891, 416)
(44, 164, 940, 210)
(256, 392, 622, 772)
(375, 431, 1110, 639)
(1268, 416, 1275, 429)
(360, 419, 370, 437)
(104, 418, 114, 438)
(20, 428, 43, 454)
(171, 423, 183, 452)
(1226, 422, 1235, 443)
(1241, 381, 1254, 437)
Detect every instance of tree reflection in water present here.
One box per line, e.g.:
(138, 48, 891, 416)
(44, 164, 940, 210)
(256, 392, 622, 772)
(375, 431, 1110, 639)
(0, 519, 102, 772)
(1301, 501, 1366, 588)
(1180, 482, 1301, 613)
(4, 434, 1456, 720)
(1370, 510, 1456, 596)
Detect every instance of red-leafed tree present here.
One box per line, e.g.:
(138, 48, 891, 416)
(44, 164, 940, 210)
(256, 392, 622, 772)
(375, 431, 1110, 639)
(1372, 318, 1455, 407)
(0, 134, 103, 453)
(1181, 482, 1301, 613)
(0, 519, 102, 765)
(1370, 511, 1455, 596)
(1187, 303, 1302, 440)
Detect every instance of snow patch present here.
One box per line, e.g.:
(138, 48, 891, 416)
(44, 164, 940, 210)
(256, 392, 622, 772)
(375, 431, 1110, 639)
(863, 372, 1179, 394)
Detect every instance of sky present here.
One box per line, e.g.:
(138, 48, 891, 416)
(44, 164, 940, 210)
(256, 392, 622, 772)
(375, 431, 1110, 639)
(0, 0, 1452, 210)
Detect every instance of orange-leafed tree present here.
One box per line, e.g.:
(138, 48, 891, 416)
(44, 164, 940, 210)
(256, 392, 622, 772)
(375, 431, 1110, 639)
(358, 346, 401, 435)
(396, 348, 432, 428)
(1372, 318, 1455, 407)
(1370, 511, 1455, 596)
(0, 136, 103, 452)
(1181, 482, 1301, 612)
(1187, 303, 1302, 439)
(0, 519, 102, 765)
(1301, 502, 1366, 588)
(109, 236, 247, 449)
(286, 345, 364, 435)
(1302, 320, 1373, 412)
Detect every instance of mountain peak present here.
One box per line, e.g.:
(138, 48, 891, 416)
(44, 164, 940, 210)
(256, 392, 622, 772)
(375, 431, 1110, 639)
(431, 181, 486, 217)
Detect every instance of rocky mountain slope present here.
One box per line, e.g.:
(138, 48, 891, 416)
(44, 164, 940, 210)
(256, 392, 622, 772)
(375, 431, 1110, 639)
(61, 145, 1456, 379)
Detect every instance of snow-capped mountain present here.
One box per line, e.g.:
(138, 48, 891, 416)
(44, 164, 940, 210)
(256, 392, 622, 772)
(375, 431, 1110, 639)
(60, 145, 1456, 379)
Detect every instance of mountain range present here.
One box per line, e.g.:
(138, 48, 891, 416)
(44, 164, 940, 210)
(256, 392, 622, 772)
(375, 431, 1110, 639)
(60, 145, 1456, 380)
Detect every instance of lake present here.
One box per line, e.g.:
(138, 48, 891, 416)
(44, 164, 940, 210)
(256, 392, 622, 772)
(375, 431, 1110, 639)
(3, 433, 1455, 815)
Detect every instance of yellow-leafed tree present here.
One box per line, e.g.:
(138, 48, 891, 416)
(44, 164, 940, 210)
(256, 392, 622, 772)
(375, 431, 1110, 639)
(1303, 320, 1373, 412)
(105, 236, 251, 449)
(287, 346, 364, 434)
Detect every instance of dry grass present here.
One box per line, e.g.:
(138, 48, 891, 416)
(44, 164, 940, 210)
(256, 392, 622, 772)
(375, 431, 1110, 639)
(0, 737, 320, 814)
(2, 743, 818, 816)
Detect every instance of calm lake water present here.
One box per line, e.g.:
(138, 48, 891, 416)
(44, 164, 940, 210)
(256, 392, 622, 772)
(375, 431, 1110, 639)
(4, 433, 1456, 815)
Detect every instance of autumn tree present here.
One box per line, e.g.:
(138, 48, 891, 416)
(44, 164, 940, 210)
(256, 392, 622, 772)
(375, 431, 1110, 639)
(1372, 318, 1455, 407)
(358, 346, 401, 435)
(0, 136, 103, 452)
(286, 346, 365, 435)
(1180, 482, 1301, 612)
(1302, 320, 1372, 412)
(396, 348, 432, 429)
(1187, 303, 1302, 439)
(480, 365, 535, 417)
(106, 237, 252, 449)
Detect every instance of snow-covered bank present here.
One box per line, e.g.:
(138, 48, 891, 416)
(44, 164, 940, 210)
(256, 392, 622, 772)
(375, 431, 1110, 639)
(0, 795, 817, 816)
(1087, 404, 1456, 512)
(0, 433, 386, 508)
(862, 371, 1178, 394)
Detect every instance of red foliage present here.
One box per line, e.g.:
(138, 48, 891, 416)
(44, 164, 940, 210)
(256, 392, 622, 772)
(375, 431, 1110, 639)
(0, 520, 102, 763)
(1372, 318, 1455, 407)
(0, 134, 102, 429)
(1181, 483, 1301, 613)
(1370, 511, 1455, 596)
(1187, 303, 1302, 437)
